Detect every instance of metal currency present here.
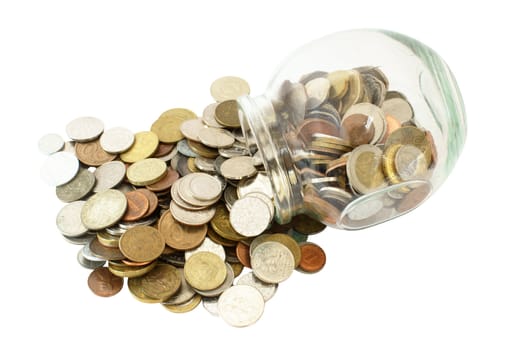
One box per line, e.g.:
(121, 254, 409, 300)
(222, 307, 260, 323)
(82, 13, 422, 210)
(137, 189, 159, 218)
(187, 173, 222, 201)
(122, 190, 150, 222)
(202, 296, 220, 316)
(235, 242, 251, 268)
(137, 264, 181, 301)
(38, 133, 64, 155)
(298, 242, 326, 273)
(88, 237, 126, 260)
(151, 108, 197, 143)
(108, 260, 157, 278)
(382, 96, 413, 123)
(66, 116, 104, 142)
(237, 172, 273, 199)
(146, 168, 179, 192)
(75, 139, 116, 166)
(119, 225, 165, 262)
(262, 233, 301, 268)
(56, 201, 88, 237)
(41, 151, 79, 186)
(347, 144, 387, 194)
(170, 178, 208, 210)
(202, 102, 224, 128)
(81, 239, 108, 261)
(170, 200, 216, 226)
(126, 158, 167, 186)
(244, 192, 275, 219)
(305, 77, 330, 110)
(77, 249, 105, 269)
(93, 161, 126, 192)
(187, 140, 218, 158)
(198, 127, 235, 148)
(127, 276, 160, 303)
(236, 272, 277, 302)
(180, 118, 206, 142)
(96, 230, 120, 248)
(184, 237, 226, 261)
(210, 76, 250, 102)
(194, 156, 216, 173)
(184, 251, 227, 291)
(220, 156, 256, 180)
(229, 196, 271, 237)
(56, 168, 95, 202)
(87, 267, 123, 297)
(223, 185, 238, 210)
(63, 232, 96, 245)
(196, 262, 234, 297)
(162, 268, 196, 305)
(218, 142, 250, 158)
(327, 70, 351, 99)
(218, 285, 264, 327)
(163, 294, 202, 313)
(215, 100, 241, 128)
(81, 189, 127, 230)
(385, 126, 432, 166)
(99, 127, 134, 154)
(120, 131, 159, 163)
(251, 241, 295, 283)
(395, 144, 428, 181)
(158, 209, 207, 250)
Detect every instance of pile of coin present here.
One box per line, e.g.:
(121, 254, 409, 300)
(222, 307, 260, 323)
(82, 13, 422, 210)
(272, 66, 437, 227)
(39, 76, 328, 327)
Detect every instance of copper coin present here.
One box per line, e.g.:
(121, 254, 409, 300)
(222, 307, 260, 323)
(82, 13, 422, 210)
(152, 142, 175, 157)
(75, 139, 116, 166)
(297, 118, 340, 144)
(137, 188, 159, 218)
(87, 267, 124, 297)
(119, 225, 165, 262)
(158, 210, 207, 250)
(235, 242, 251, 268)
(89, 237, 126, 260)
(146, 168, 180, 192)
(340, 113, 375, 147)
(122, 190, 150, 222)
(382, 115, 402, 143)
(298, 243, 326, 273)
(121, 259, 154, 267)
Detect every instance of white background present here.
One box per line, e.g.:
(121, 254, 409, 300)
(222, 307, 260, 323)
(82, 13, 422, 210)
(1, 1, 511, 349)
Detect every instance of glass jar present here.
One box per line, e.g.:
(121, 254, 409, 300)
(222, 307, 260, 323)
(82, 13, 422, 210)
(238, 29, 466, 230)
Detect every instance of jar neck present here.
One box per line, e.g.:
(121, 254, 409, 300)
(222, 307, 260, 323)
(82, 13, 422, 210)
(237, 95, 302, 224)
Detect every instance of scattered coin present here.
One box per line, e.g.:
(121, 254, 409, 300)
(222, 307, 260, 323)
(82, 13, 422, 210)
(215, 100, 241, 128)
(158, 209, 207, 250)
(251, 241, 295, 283)
(126, 158, 167, 186)
(184, 251, 227, 291)
(229, 196, 271, 237)
(99, 127, 135, 154)
(119, 225, 165, 263)
(66, 116, 104, 142)
(198, 127, 235, 148)
(236, 272, 277, 301)
(87, 267, 123, 297)
(210, 76, 250, 102)
(220, 156, 256, 180)
(56, 168, 95, 202)
(163, 294, 202, 313)
(120, 131, 159, 163)
(93, 161, 126, 192)
(298, 242, 326, 273)
(56, 201, 88, 237)
(81, 189, 127, 230)
(41, 151, 79, 186)
(38, 133, 64, 155)
(75, 139, 116, 166)
(218, 285, 264, 327)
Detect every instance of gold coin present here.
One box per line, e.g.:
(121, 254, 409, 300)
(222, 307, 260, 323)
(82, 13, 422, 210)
(184, 252, 227, 291)
(97, 231, 120, 248)
(384, 126, 432, 167)
(215, 100, 240, 128)
(327, 70, 351, 99)
(126, 158, 167, 186)
(151, 108, 197, 143)
(127, 277, 160, 303)
(210, 204, 246, 242)
(120, 131, 159, 163)
(206, 226, 238, 247)
(210, 76, 250, 102)
(262, 233, 302, 268)
(187, 140, 219, 158)
(347, 144, 387, 194)
(108, 260, 157, 278)
(162, 294, 201, 313)
(119, 225, 165, 263)
(229, 262, 244, 277)
(138, 264, 181, 301)
(382, 143, 403, 184)
(187, 157, 200, 173)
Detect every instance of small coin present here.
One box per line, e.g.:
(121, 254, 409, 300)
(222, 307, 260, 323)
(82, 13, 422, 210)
(127, 276, 160, 303)
(99, 127, 135, 154)
(41, 151, 79, 186)
(262, 233, 301, 268)
(56, 168, 95, 202)
(220, 156, 257, 180)
(215, 100, 241, 128)
(170, 200, 216, 226)
(126, 158, 167, 186)
(198, 127, 235, 148)
(180, 118, 206, 142)
(122, 190, 150, 222)
(251, 241, 295, 283)
(120, 131, 159, 163)
(93, 160, 126, 192)
(158, 209, 207, 250)
(184, 251, 227, 291)
(229, 196, 271, 237)
(119, 225, 165, 263)
(218, 285, 264, 327)
(298, 242, 326, 273)
(81, 189, 127, 230)
(210, 76, 250, 102)
(236, 272, 277, 301)
(66, 116, 104, 142)
(38, 133, 64, 155)
(75, 139, 116, 166)
(56, 201, 88, 237)
(87, 267, 123, 297)
(77, 249, 105, 269)
(137, 263, 181, 301)
(163, 294, 202, 313)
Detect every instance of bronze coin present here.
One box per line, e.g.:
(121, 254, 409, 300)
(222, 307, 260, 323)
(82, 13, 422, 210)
(382, 114, 402, 143)
(119, 225, 165, 262)
(340, 113, 375, 147)
(89, 237, 126, 260)
(121, 259, 153, 267)
(152, 142, 175, 157)
(297, 118, 340, 144)
(87, 267, 124, 297)
(235, 241, 251, 268)
(75, 139, 116, 166)
(187, 140, 219, 159)
(122, 190, 150, 222)
(137, 188, 159, 218)
(298, 243, 326, 273)
(146, 168, 180, 192)
(158, 210, 207, 250)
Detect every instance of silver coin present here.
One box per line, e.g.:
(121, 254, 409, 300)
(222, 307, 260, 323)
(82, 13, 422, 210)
(82, 240, 107, 261)
(237, 172, 273, 199)
(180, 118, 206, 142)
(218, 142, 250, 158)
(305, 77, 330, 110)
(236, 271, 278, 301)
(56, 201, 88, 237)
(196, 263, 234, 297)
(40, 151, 79, 186)
(202, 296, 220, 316)
(210, 76, 250, 102)
(244, 192, 275, 219)
(169, 200, 216, 226)
(194, 157, 216, 173)
(218, 285, 264, 327)
(93, 160, 126, 192)
(105, 225, 126, 236)
(118, 214, 158, 229)
(38, 133, 64, 155)
(170, 178, 209, 211)
(223, 185, 238, 210)
(62, 232, 96, 245)
(99, 127, 135, 154)
(220, 156, 257, 180)
(188, 173, 222, 201)
(56, 168, 95, 202)
(229, 196, 271, 237)
(202, 103, 223, 128)
(185, 237, 226, 261)
(249, 233, 272, 257)
(198, 127, 235, 149)
(81, 189, 127, 230)
(395, 144, 428, 180)
(177, 153, 192, 176)
(382, 96, 413, 123)
(162, 268, 196, 306)
(77, 249, 105, 269)
(65, 116, 104, 142)
(251, 241, 295, 283)
(214, 156, 227, 173)
(177, 139, 198, 158)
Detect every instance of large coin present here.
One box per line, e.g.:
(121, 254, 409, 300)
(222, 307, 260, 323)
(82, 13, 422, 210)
(229, 196, 271, 237)
(120, 131, 159, 163)
(38, 133, 64, 155)
(219, 156, 256, 180)
(119, 225, 165, 263)
(251, 241, 295, 283)
(184, 252, 227, 291)
(81, 189, 127, 230)
(151, 108, 197, 143)
(215, 100, 241, 128)
(218, 285, 264, 327)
